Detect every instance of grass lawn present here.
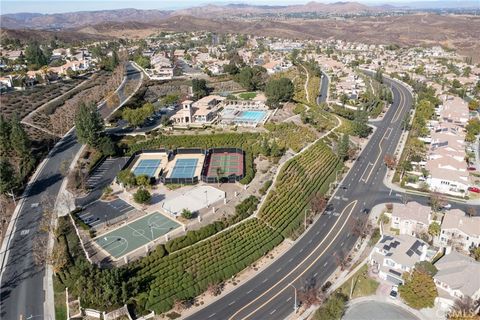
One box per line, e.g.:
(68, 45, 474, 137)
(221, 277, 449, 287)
(337, 264, 379, 299)
(53, 282, 67, 320)
(238, 92, 257, 100)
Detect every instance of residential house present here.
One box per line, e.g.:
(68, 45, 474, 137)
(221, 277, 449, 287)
(434, 251, 480, 309)
(390, 202, 432, 236)
(437, 209, 480, 253)
(425, 95, 470, 196)
(171, 96, 224, 125)
(369, 234, 428, 284)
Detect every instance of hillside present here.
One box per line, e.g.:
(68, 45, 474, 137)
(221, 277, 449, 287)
(0, 28, 112, 43)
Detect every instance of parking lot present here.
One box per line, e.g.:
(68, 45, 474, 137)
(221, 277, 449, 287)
(78, 199, 136, 228)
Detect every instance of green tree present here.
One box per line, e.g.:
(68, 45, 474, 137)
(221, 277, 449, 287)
(399, 269, 438, 309)
(0, 159, 17, 194)
(470, 246, 480, 261)
(133, 188, 151, 204)
(75, 102, 104, 148)
(181, 208, 194, 219)
(375, 68, 384, 83)
(338, 134, 350, 161)
(428, 222, 441, 237)
(415, 261, 438, 276)
(24, 41, 48, 69)
(468, 99, 479, 111)
(223, 62, 239, 75)
(313, 292, 348, 320)
(117, 170, 137, 187)
(265, 78, 294, 108)
(192, 78, 208, 100)
(162, 94, 180, 106)
(352, 107, 370, 138)
(136, 175, 150, 187)
(97, 136, 116, 157)
(235, 66, 267, 91)
(109, 50, 119, 71)
(10, 113, 30, 156)
(0, 115, 11, 156)
(134, 55, 150, 69)
(122, 103, 155, 127)
(10, 113, 34, 178)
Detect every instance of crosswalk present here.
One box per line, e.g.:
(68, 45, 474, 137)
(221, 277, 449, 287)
(86, 158, 117, 189)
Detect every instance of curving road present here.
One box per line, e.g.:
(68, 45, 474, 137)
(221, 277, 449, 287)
(187, 74, 419, 320)
(0, 62, 142, 320)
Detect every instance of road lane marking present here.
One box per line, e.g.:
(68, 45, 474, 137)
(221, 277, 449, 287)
(247, 290, 253, 294)
(360, 162, 373, 182)
(230, 201, 358, 320)
(270, 309, 276, 315)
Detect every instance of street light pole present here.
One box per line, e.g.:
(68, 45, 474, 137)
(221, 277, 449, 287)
(290, 284, 298, 313)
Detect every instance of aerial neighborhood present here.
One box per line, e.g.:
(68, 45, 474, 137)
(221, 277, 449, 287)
(0, 2, 480, 320)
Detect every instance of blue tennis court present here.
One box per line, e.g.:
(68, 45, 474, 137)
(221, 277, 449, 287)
(132, 159, 161, 177)
(170, 158, 198, 179)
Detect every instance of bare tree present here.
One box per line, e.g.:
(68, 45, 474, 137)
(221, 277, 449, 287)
(383, 154, 396, 169)
(310, 194, 328, 214)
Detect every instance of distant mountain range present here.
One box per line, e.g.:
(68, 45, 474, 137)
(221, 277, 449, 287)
(1, 8, 171, 30)
(2, 1, 478, 30)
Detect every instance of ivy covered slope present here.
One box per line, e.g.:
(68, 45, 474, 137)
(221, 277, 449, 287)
(259, 140, 342, 237)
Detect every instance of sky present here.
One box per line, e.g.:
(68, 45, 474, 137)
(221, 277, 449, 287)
(0, 0, 467, 14)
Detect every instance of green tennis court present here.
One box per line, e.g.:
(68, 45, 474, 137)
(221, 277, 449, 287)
(207, 153, 243, 177)
(94, 211, 181, 259)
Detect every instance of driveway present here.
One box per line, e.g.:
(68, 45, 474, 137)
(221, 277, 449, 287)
(343, 300, 420, 320)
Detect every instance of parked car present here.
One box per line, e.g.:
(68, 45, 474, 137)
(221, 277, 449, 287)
(442, 203, 452, 209)
(468, 167, 477, 171)
(468, 186, 480, 193)
(389, 285, 398, 299)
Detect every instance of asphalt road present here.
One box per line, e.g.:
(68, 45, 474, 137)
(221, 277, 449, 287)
(343, 300, 420, 320)
(317, 72, 329, 104)
(0, 62, 141, 320)
(186, 74, 416, 320)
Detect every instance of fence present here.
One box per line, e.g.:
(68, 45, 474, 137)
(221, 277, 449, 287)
(201, 147, 245, 183)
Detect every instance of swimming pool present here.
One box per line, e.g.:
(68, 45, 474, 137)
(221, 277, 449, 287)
(221, 108, 269, 126)
(237, 110, 267, 122)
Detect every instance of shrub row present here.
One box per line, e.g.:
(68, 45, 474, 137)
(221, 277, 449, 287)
(259, 140, 342, 237)
(164, 196, 259, 253)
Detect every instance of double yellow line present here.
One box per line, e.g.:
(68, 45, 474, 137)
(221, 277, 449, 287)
(229, 200, 358, 320)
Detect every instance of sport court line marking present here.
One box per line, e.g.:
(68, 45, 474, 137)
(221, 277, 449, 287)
(229, 200, 357, 320)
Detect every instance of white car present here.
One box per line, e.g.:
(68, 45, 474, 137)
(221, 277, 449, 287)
(389, 285, 398, 299)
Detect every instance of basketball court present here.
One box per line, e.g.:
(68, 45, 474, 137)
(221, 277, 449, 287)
(94, 211, 181, 259)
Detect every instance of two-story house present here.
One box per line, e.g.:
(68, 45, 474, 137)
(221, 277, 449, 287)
(434, 251, 480, 309)
(390, 202, 432, 236)
(437, 209, 480, 253)
(369, 234, 428, 284)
